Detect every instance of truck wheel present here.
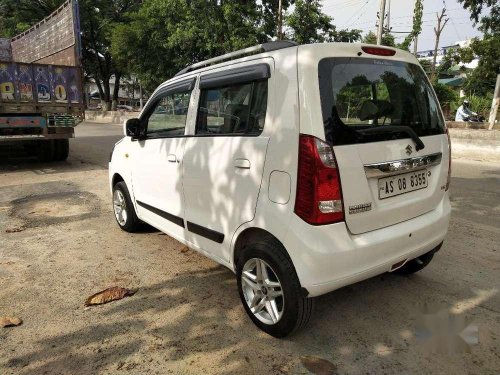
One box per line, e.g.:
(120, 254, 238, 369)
(112, 181, 141, 232)
(236, 237, 314, 338)
(54, 139, 69, 161)
(37, 140, 55, 162)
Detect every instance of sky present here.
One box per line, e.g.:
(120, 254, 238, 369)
(321, 0, 483, 51)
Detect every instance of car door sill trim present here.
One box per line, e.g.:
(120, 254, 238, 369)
(136, 200, 184, 227)
(186, 221, 224, 243)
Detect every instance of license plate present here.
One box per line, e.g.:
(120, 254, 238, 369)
(378, 169, 428, 199)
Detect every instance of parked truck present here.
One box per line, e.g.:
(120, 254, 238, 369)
(0, 0, 84, 162)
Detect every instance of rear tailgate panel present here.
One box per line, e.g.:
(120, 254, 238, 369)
(334, 134, 448, 234)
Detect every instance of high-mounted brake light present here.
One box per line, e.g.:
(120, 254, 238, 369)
(361, 46, 396, 56)
(294, 135, 345, 225)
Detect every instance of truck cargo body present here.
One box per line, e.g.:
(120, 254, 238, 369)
(0, 0, 83, 162)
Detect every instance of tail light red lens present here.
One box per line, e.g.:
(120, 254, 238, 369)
(294, 134, 345, 225)
(446, 128, 451, 191)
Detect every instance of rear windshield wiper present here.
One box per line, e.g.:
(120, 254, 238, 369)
(357, 126, 425, 151)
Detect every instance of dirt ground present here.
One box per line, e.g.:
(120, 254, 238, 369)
(0, 122, 499, 374)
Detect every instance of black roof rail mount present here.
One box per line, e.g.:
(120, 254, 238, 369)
(175, 40, 298, 77)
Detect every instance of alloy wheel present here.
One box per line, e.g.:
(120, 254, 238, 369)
(113, 189, 128, 226)
(241, 258, 284, 325)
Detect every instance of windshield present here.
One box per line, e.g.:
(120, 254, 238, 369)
(318, 57, 445, 146)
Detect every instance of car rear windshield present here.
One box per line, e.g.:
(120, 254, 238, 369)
(318, 57, 445, 146)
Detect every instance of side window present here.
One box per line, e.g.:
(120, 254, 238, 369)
(196, 80, 268, 135)
(146, 91, 191, 136)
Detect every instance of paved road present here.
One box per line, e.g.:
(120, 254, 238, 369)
(71, 121, 123, 167)
(1, 121, 499, 374)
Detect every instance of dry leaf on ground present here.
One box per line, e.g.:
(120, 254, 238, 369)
(5, 226, 25, 233)
(1, 317, 23, 328)
(300, 356, 337, 375)
(84, 286, 137, 306)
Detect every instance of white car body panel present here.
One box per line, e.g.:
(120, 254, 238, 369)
(109, 42, 451, 298)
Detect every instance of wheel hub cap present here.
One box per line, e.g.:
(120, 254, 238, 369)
(241, 258, 284, 325)
(113, 190, 128, 226)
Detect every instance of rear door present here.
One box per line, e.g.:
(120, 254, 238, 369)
(316, 56, 449, 234)
(182, 61, 272, 262)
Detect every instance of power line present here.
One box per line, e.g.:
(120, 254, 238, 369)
(340, 0, 375, 28)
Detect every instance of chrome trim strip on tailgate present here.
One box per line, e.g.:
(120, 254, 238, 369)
(364, 152, 442, 178)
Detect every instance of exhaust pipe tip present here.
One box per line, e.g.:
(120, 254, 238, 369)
(390, 259, 408, 272)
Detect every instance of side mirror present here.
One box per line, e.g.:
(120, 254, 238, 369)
(124, 118, 141, 138)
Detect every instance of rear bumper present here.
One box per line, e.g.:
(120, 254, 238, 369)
(283, 194, 451, 297)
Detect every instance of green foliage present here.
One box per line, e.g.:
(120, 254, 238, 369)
(0, 0, 65, 37)
(332, 29, 362, 43)
(399, 0, 423, 51)
(432, 83, 459, 119)
(110, 0, 264, 91)
(260, 0, 295, 39)
(440, 36, 499, 96)
(432, 83, 459, 105)
(458, 0, 499, 35)
(286, 0, 335, 44)
(362, 31, 395, 47)
(418, 59, 432, 76)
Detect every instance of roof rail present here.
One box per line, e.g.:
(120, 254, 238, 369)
(175, 40, 298, 77)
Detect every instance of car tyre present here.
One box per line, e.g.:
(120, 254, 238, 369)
(112, 181, 141, 232)
(236, 237, 313, 338)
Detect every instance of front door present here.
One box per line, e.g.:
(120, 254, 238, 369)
(182, 64, 271, 262)
(130, 83, 194, 240)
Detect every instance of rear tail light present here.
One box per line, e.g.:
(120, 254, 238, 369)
(361, 46, 396, 56)
(294, 134, 344, 225)
(446, 128, 451, 191)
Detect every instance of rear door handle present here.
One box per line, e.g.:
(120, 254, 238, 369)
(168, 154, 177, 163)
(234, 158, 250, 169)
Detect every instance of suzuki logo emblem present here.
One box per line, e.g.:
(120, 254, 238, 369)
(406, 144, 413, 155)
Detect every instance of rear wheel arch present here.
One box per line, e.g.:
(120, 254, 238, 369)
(233, 227, 294, 269)
(112, 173, 125, 188)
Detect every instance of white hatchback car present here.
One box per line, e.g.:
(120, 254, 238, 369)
(109, 41, 451, 337)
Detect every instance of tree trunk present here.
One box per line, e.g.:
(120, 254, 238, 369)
(431, 8, 448, 82)
(111, 73, 121, 111)
(489, 74, 500, 130)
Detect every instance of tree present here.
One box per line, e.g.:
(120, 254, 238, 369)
(286, 0, 334, 44)
(458, 0, 499, 35)
(111, 0, 265, 92)
(260, 0, 295, 39)
(399, 0, 423, 52)
(0, 0, 65, 37)
(286, 0, 361, 44)
(431, 7, 449, 82)
(0, 0, 141, 110)
(80, 0, 142, 110)
(362, 31, 395, 47)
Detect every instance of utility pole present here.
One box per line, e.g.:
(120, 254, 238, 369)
(413, 35, 418, 55)
(431, 6, 448, 82)
(277, 0, 283, 40)
(376, 0, 387, 45)
(386, 0, 391, 31)
(488, 74, 500, 130)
